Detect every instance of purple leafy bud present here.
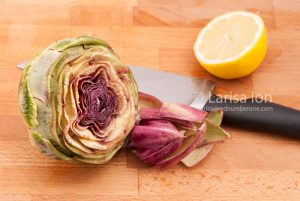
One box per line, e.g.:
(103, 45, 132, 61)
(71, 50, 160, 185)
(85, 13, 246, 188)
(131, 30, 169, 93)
(130, 93, 229, 168)
(155, 122, 206, 169)
(131, 120, 184, 165)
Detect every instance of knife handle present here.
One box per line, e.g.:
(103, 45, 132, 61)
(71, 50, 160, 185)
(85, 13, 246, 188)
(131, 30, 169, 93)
(204, 95, 300, 139)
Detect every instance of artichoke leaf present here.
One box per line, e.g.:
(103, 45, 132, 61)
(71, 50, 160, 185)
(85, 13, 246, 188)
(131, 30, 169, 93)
(53, 36, 110, 52)
(64, 132, 93, 154)
(131, 120, 184, 165)
(74, 145, 120, 164)
(180, 110, 229, 167)
(32, 99, 56, 142)
(30, 131, 73, 161)
(206, 110, 223, 126)
(18, 63, 38, 128)
(28, 49, 62, 104)
(181, 144, 213, 167)
(140, 103, 207, 124)
(201, 120, 230, 146)
(78, 138, 108, 151)
(63, 137, 122, 160)
(138, 92, 163, 110)
(155, 122, 207, 169)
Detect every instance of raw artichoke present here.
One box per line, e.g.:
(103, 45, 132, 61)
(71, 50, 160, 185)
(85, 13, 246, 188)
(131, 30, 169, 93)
(19, 36, 138, 164)
(19, 36, 230, 167)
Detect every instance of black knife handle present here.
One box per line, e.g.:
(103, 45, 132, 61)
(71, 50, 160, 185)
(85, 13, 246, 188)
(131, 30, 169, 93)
(203, 95, 300, 139)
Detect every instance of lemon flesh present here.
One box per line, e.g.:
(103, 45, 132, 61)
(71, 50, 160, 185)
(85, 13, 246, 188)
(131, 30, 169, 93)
(194, 11, 267, 79)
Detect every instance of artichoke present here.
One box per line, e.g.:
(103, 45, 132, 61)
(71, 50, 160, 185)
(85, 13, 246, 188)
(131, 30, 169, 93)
(19, 36, 138, 164)
(19, 36, 230, 167)
(131, 93, 230, 168)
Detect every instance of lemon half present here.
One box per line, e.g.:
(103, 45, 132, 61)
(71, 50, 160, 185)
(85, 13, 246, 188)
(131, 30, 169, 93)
(194, 11, 267, 79)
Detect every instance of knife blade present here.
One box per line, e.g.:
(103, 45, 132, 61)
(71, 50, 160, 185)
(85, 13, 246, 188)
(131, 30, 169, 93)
(130, 65, 300, 139)
(130, 65, 215, 105)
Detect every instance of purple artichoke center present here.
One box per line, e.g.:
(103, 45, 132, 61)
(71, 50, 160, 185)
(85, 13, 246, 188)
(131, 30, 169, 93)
(78, 75, 118, 129)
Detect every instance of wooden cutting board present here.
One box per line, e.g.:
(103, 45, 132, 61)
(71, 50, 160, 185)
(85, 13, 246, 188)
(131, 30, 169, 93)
(0, 0, 299, 200)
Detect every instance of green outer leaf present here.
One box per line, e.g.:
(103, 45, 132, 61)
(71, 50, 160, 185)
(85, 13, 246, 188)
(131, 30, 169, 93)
(52, 36, 110, 51)
(202, 120, 230, 145)
(28, 49, 62, 104)
(49, 38, 74, 50)
(32, 99, 57, 142)
(206, 110, 223, 126)
(30, 131, 73, 161)
(201, 110, 230, 145)
(49, 139, 74, 157)
(181, 144, 213, 167)
(29, 130, 52, 155)
(18, 63, 38, 128)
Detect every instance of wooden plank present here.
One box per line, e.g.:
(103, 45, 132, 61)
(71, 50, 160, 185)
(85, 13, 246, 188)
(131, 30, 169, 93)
(0, 166, 138, 195)
(5, 0, 137, 6)
(0, 5, 71, 25)
(273, 0, 300, 30)
(29, 194, 300, 201)
(69, 6, 133, 27)
(0, 68, 21, 91)
(134, 0, 275, 29)
(139, 168, 300, 197)
(0, 140, 128, 168)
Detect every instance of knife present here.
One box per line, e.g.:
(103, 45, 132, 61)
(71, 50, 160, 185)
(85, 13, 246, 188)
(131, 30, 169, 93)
(130, 66, 300, 139)
(17, 63, 300, 139)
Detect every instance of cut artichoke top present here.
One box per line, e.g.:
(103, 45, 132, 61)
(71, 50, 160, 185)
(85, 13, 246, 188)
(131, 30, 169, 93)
(18, 36, 138, 164)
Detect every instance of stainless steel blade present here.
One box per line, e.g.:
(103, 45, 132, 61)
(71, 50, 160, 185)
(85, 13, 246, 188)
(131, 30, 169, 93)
(17, 61, 28, 70)
(130, 65, 215, 107)
(190, 79, 215, 109)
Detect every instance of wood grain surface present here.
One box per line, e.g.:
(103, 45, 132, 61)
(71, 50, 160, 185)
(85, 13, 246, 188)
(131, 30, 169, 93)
(0, 0, 300, 200)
